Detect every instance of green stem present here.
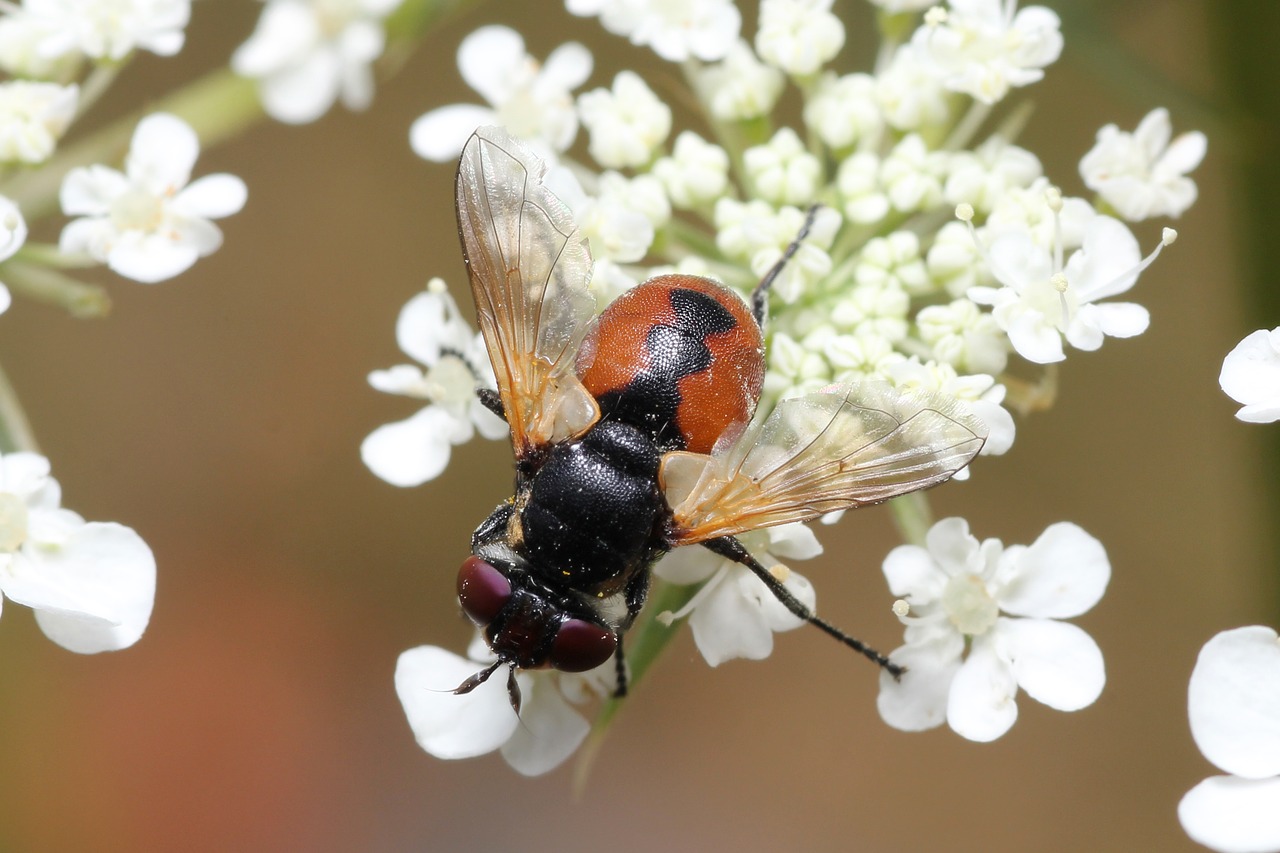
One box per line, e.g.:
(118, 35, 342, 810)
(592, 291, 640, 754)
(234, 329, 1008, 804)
(888, 491, 934, 547)
(2, 260, 110, 317)
(0, 360, 38, 454)
(572, 580, 699, 794)
(73, 61, 125, 122)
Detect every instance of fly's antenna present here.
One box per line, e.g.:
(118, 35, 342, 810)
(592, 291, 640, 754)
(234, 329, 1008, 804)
(750, 203, 822, 327)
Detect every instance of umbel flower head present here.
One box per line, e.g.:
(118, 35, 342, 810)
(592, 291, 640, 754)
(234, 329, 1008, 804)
(380, 0, 1202, 774)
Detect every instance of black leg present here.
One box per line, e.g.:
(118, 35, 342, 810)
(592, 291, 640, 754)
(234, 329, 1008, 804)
(701, 535, 905, 679)
(476, 388, 506, 422)
(750, 203, 822, 327)
(610, 569, 651, 698)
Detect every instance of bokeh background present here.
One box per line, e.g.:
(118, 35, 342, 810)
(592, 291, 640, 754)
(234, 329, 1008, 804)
(0, 1, 1271, 850)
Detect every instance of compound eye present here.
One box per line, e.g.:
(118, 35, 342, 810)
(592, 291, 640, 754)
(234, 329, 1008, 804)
(456, 556, 511, 626)
(549, 619, 617, 673)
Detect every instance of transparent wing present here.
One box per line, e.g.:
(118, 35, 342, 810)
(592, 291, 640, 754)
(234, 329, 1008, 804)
(662, 382, 987, 545)
(456, 126, 599, 458)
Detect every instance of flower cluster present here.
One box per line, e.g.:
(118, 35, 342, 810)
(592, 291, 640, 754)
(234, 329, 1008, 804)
(379, 0, 1204, 775)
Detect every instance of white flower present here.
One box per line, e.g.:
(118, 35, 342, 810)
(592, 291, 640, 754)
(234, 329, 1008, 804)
(854, 231, 930, 296)
(836, 152, 889, 224)
(916, 297, 1010, 375)
(652, 131, 730, 210)
(926, 220, 989, 298)
(881, 133, 946, 213)
(1179, 626, 1280, 853)
(912, 0, 1063, 104)
(653, 523, 821, 666)
(827, 333, 904, 384)
(945, 136, 1043, 213)
(764, 332, 832, 399)
(804, 72, 883, 152)
(877, 518, 1108, 741)
(714, 200, 839, 304)
(578, 71, 671, 169)
(0, 81, 76, 164)
(1080, 107, 1207, 221)
(3, 0, 190, 61)
(743, 128, 822, 206)
(0, 451, 156, 653)
(875, 44, 950, 131)
(696, 40, 784, 122)
(755, 0, 845, 77)
(0, 194, 28, 315)
(567, 0, 740, 62)
(409, 25, 591, 162)
(395, 633, 610, 775)
(59, 113, 247, 284)
(969, 212, 1155, 364)
(363, 280, 508, 487)
(1220, 327, 1280, 424)
(232, 0, 404, 125)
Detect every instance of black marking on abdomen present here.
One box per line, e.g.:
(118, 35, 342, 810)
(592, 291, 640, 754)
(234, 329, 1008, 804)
(596, 288, 738, 450)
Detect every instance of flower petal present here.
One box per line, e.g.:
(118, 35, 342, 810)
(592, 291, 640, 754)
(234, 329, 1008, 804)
(995, 617, 1105, 711)
(457, 25, 526, 105)
(877, 637, 963, 732)
(499, 674, 589, 776)
(59, 165, 128, 217)
(882, 543, 945, 603)
(1179, 775, 1280, 853)
(394, 645, 519, 760)
(107, 233, 199, 283)
(361, 407, 457, 487)
(127, 113, 198, 192)
(947, 635, 1018, 742)
(409, 104, 496, 162)
(6, 522, 156, 653)
(173, 174, 248, 219)
(1189, 626, 1280, 779)
(996, 522, 1109, 619)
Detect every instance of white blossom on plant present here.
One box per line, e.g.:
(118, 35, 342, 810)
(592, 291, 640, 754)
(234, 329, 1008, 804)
(363, 279, 508, 487)
(652, 131, 730, 210)
(1, 0, 190, 61)
(565, 0, 740, 63)
(1179, 626, 1280, 853)
(877, 518, 1108, 741)
(58, 113, 247, 284)
(911, 0, 1063, 104)
(1220, 327, 1280, 424)
(968, 200, 1172, 364)
(654, 522, 821, 666)
(755, 0, 844, 77)
(0, 451, 156, 653)
(577, 70, 671, 170)
(395, 632, 611, 776)
(696, 40, 784, 121)
(232, 0, 404, 125)
(744, 127, 822, 207)
(409, 25, 591, 162)
(804, 71, 882, 152)
(1080, 107, 1207, 222)
(0, 80, 77, 164)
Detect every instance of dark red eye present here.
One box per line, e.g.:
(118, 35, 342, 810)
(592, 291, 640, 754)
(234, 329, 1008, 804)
(549, 619, 617, 673)
(456, 556, 511, 626)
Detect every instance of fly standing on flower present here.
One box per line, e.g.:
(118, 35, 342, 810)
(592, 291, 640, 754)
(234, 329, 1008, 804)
(452, 126, 987, 711)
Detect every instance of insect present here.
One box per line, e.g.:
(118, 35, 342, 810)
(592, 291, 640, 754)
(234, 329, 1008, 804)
(451, 127, 986, 710)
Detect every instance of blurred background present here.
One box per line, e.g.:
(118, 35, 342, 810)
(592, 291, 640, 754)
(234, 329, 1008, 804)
(0, 0, 1270, 850)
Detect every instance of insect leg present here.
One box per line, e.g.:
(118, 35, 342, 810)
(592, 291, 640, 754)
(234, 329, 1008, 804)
(476, 388, 506, 422)
(749, 203, 822, 327)
(611, 569, 651, 698)
(701, 535, 905, 679)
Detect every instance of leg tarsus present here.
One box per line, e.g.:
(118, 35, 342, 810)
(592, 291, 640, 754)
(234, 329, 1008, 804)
(701, 535, 905, 679)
